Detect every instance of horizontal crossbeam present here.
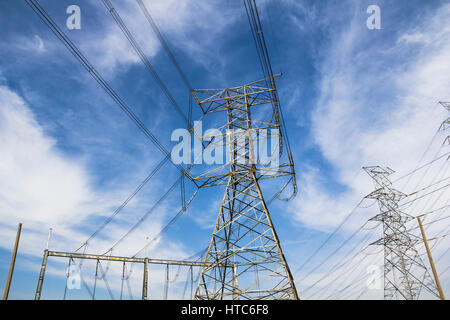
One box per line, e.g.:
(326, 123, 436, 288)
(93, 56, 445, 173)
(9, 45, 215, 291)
(48, 250, 216, 267)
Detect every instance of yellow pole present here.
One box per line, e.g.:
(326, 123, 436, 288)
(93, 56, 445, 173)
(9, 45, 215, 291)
(3, 223, 22, 300)
(417, 216, 445, 300)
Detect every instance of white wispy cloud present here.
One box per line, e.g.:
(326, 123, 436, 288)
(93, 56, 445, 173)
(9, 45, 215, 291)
(290, 2, 450, 230)
(77, 0, 241, 76)
(0, 85, 93, 229)
(288, 2, 450, 299)
(0, 83, 189, 259)
(0, 82, 199, 299)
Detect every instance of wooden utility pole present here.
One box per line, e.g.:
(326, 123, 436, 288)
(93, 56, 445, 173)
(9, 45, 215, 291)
(417, 216, 446, 300)
(3, 223, 22, 300)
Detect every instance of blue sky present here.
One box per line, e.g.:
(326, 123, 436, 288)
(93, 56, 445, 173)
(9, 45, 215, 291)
(0, 0, 449, 300)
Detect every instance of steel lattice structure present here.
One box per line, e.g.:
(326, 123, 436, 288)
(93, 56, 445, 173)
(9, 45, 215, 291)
(191, 78, 299, 300)
(439, 102, 450, 145)
(364, 166, 440, 300)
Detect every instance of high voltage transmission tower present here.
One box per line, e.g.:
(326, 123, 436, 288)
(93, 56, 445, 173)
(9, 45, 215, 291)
(186, 0, 298, 300)
(363, 166, 440, 300)
(439, 101, 450, 145)
(191, 79, 298, 301)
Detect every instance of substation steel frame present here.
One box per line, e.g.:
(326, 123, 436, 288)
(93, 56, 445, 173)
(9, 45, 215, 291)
(34, 250, 214, 300)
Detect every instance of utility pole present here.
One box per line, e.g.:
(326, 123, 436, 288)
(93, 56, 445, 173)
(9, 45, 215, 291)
(417, 216, 445, 300)
(3, 223, 22, 300)
(364, 166, 441, 299)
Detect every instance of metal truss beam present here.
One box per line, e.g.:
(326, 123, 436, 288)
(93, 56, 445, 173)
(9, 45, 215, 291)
(34, 250, 222, 300)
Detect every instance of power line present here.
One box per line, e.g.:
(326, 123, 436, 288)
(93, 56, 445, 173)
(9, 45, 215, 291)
(301, 231, 375, 299)
(439, 265, 450, 277)
(104, 175, 186, 254)
(26, 0, 205, 259)
(75, 154, 170, 252)
(98, 260, 115, 300)
(400, 183, 450, 208)
(324, 251, 382, 300)
(132, 188, 199, 257)
(311, 247, 372, 299)
(100, 0, 191, 129)
(395, 128, 440, 186)
(405, 151, 450, 212)
(292, 197, 367, 276)
(243, 0, 297, 200)
(135, 0, 193, 92)
(394, 150, 449, 184)
(422, 197, 450, 230)
(25, 0, 192, 182)
(405, 205, 450, 233)
(297, 220, 373, 287)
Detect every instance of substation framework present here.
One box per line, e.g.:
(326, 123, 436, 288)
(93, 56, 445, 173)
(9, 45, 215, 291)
(35, 250, 212, 300)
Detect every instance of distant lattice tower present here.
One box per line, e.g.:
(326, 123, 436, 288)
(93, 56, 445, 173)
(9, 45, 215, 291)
(190, 77, 299, 300)
(363, 166, 440, 300)
(439, 101, 450, 145)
